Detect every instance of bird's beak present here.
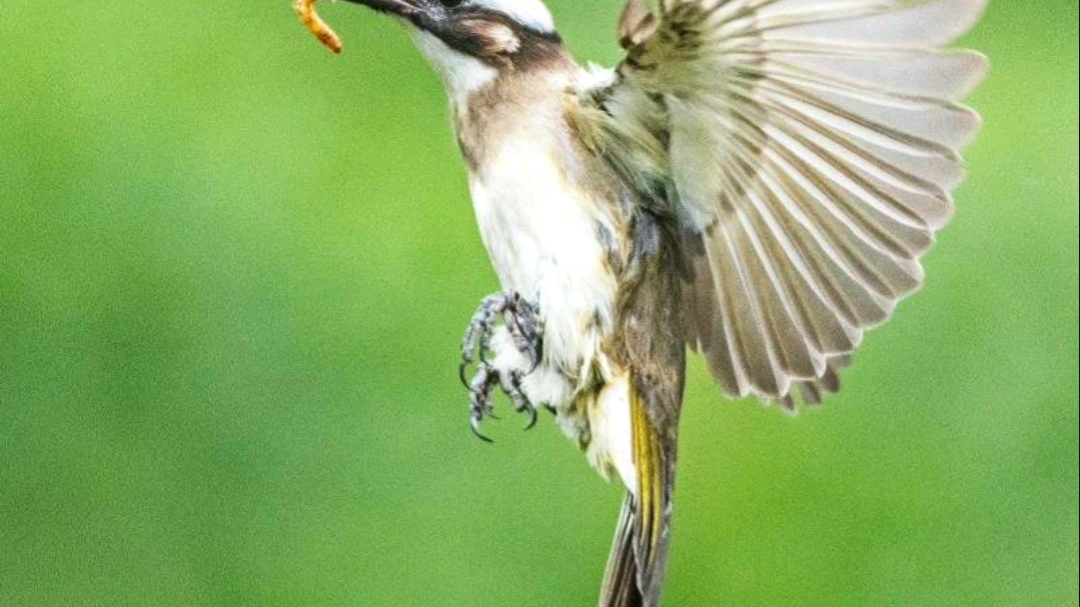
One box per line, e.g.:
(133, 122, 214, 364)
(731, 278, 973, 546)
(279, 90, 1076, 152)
(340, 0, 426, 23)
(342, 0, 451, 38)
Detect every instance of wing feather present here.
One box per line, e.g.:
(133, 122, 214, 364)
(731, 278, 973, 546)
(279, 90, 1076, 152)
(590, 0, 986, 403)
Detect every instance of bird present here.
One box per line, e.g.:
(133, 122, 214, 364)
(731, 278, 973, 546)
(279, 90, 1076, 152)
(295, 0, 987, 604)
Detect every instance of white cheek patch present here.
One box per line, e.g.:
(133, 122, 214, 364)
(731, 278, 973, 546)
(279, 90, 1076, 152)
(470, 0, 555, 34)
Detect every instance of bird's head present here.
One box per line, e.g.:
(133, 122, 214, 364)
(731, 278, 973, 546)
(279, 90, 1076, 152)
(343, 0, 564, 99)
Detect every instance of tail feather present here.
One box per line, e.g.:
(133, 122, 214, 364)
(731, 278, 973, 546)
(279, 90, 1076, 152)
(598, 495, 644, 607)
(598, 380, 677, 607)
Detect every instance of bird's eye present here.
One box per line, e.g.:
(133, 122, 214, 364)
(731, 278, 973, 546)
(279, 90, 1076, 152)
(438, 0, 463, 7)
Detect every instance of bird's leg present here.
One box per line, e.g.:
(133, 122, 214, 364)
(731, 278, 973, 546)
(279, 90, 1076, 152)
(460, 292, 543, 440)
(460, 292, 542, 375)
(467, 363, 499, 442)
(504, 295, 542, 373)
(498, 368, 537, 430)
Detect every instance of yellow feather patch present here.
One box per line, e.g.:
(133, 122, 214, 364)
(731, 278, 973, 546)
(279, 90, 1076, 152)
(630, 380, 664, 559)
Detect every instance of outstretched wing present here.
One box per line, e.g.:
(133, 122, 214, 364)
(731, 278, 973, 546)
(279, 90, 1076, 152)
(586, 0, 987, 405)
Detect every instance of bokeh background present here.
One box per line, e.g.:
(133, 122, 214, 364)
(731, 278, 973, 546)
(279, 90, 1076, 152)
(2, 1, 1076, 605)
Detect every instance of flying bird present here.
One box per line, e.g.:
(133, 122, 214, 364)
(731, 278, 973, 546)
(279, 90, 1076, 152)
(296, 0, 987, 604)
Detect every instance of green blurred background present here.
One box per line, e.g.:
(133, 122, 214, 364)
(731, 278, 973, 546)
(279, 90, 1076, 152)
(1, 1, 1076, 605)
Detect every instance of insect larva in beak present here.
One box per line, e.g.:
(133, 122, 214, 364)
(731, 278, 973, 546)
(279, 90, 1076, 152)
(294, 0, 343, 54)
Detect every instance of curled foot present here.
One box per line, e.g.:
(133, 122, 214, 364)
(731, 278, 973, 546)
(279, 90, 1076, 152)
(459, 292, 542, 441)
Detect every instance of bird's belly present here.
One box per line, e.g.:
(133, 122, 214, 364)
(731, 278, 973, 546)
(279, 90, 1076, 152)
(467, 145, 619, 405)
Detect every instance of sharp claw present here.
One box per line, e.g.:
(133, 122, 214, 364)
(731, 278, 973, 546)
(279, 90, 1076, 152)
(523, 406, 537, 431)
(458, 362, 471, 389)
(470, 416, 494, 443)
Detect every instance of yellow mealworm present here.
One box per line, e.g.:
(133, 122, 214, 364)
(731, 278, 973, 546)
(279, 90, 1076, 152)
(295, 0, 343, 54)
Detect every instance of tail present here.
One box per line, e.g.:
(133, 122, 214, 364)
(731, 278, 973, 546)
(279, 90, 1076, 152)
(598, 495, 644, 607)
(598, 382, 677, 607)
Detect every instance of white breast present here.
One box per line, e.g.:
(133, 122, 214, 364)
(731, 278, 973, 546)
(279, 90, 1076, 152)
(468, 137, 617, 398)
